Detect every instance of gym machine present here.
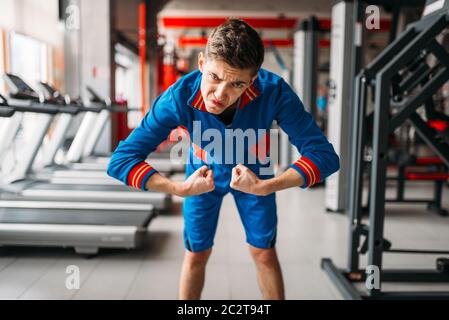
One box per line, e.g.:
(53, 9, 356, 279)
(36, 83, 184, 185)
(0, 74, 170, 209)
(322, 0, 449, 299)
(324, 0, 427, 211)
(0, 93, 157, 255)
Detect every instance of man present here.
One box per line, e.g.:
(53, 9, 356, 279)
(107, 18, 340, 300)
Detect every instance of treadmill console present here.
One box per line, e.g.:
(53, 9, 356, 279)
(3, 73, 40, 101)
(86, 86, 104, 103)
(39, 81, 58, 98)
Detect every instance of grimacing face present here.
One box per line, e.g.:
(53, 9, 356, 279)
(198, 52, 258, 114)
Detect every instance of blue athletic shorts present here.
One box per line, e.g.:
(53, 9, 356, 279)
(182, 189, 277, 252)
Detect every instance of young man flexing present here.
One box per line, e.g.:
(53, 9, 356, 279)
(108, 18, 340, 300)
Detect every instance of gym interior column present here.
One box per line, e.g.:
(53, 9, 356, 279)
(80, 0, 112, 155)
(325, 0, 361, 212)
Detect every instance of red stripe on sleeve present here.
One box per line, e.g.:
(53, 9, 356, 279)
(127, 162, 154, 188)
(134, 164, 154, 189)
(300, 157, 321, 183)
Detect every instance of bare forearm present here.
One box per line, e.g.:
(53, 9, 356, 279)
(144, 172, 186, 197)
(145, 166, 215, 197)
(146, 168, 303, 197)
(259, 168, 304, 195)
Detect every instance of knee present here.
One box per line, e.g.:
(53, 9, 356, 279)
(249, 246, 278, 267)
(184, 248, 212, 268)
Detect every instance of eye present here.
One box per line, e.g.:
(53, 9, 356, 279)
(209, 73, 219, 81)
(232, 83, 244, 89)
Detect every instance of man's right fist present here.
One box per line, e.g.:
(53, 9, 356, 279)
(182, 165, 215, 196)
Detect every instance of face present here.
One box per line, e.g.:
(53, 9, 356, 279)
(198, 52, 257, 114)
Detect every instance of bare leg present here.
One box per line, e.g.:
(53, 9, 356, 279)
(179, 248, 212, 300)
(249, 245, 285, 300)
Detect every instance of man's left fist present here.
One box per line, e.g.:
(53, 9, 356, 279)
(230, 164, 267, 196)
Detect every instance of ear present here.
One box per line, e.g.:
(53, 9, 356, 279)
(249, 73, 258, 86)
(198, 52, 206, 73)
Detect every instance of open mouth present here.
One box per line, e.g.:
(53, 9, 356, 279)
(211, 99, 224, 107)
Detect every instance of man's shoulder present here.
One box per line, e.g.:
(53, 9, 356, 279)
(256, 69, 294, 99)
(169, 70, 201, 101)
(256, 69, 287, 92)
(151, 71, 200, 118)
(257, 68, 284, 85)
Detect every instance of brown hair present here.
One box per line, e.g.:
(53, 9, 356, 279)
(206, 18, 264, 75)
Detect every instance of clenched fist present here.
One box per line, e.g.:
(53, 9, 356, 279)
(230, 164, 268, 196)
(182, 165, 215, 196)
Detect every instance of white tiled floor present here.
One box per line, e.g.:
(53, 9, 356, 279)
(0, 182, 448, 299)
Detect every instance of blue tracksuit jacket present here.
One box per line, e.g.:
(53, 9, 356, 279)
(107, 69, 339, 193)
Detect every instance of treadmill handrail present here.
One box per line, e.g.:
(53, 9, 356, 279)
(2, 101, 82, 115)
(31, 103, 81, 115)
(8, 103, 60, 114)
(0, 94, 14, 117)
(0, 106, 14, 117)
(78, 105, 104, 113)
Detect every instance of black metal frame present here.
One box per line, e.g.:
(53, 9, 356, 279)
(322, 6, 449, 299)
(300, 16, 320, 119)
(385, 161, 448, 217)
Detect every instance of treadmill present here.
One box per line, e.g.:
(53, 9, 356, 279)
(1, 74, 170, 210)
(35, 83, 184, 185)
(0, 91, 156, 255)
(57, 86, 185, 175)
